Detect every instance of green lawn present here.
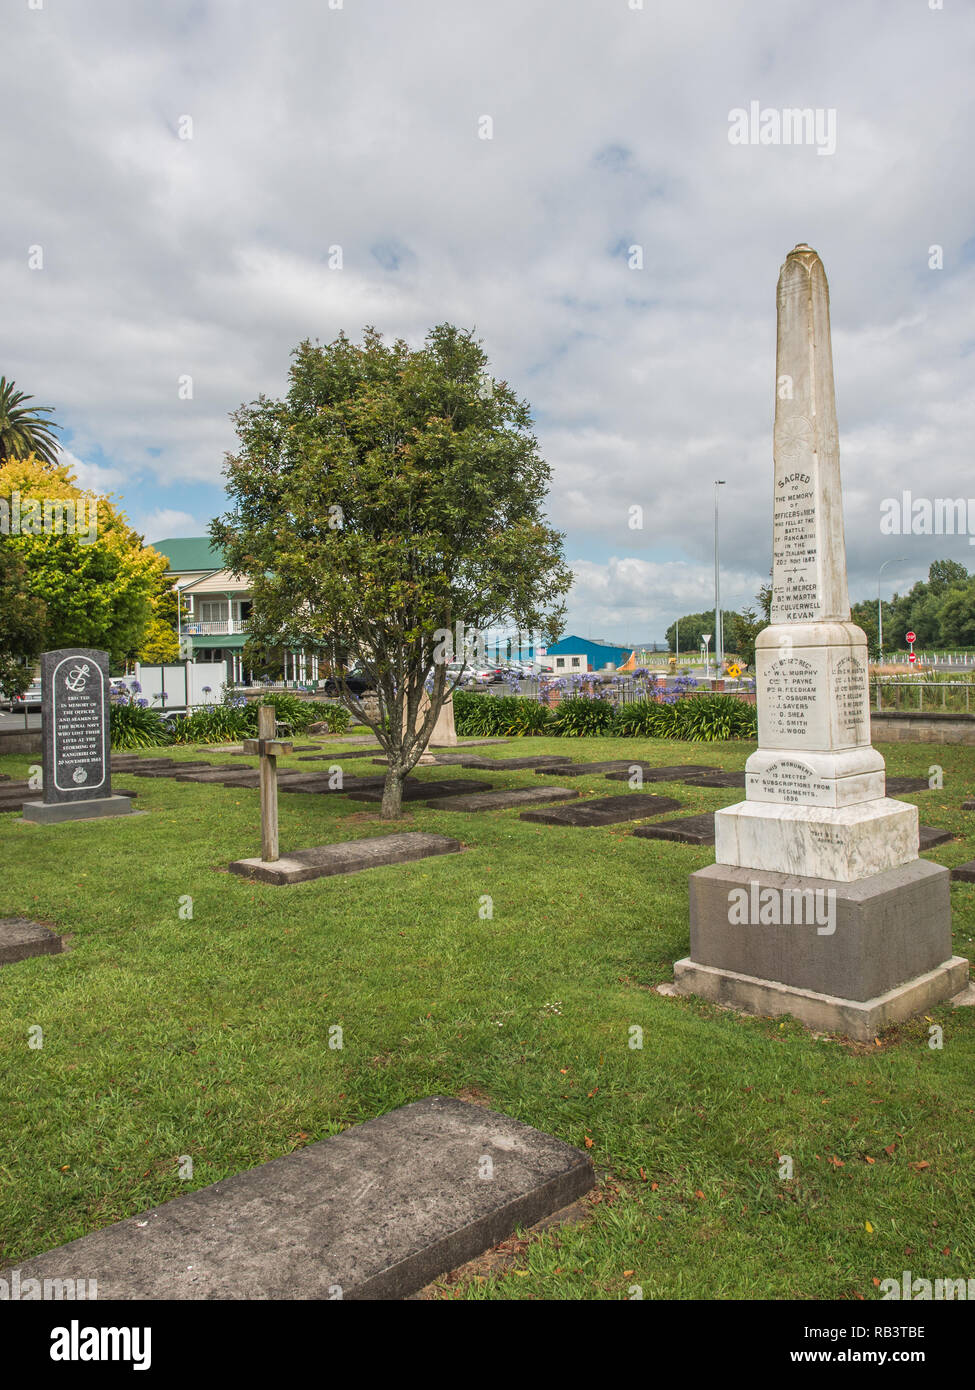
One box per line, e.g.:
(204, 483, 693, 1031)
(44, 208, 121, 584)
(1, 735, 973, 1300)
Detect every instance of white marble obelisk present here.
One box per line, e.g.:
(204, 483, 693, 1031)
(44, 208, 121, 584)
(672, 245, 967, 1037)
(715, 244, 913, 881)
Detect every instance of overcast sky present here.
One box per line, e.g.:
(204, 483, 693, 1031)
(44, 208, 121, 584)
(4, 0, 974, 642)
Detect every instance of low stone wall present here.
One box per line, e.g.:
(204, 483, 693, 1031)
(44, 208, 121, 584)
(0, 729, 42, 755)
(871, 711, 975, 744)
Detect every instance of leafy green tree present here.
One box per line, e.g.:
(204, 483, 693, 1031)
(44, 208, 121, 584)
(733, 605, 766, 667)
(0, 544, 47, 707)
(851, 598, 880, 657)
(936, 580, 975, 647)
(928, 559, 968, 596)
(0, 455, 167, 663)
(0, 378, 61, 466)
(213, 324, 571, 817)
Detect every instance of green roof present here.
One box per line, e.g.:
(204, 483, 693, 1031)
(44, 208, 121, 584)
(153, 536, 224, 573)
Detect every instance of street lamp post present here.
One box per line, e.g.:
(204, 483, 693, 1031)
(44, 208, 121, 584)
(877, 557, 907, 712)
(877, 557, 907, 661)
(714, 481, 726, 670)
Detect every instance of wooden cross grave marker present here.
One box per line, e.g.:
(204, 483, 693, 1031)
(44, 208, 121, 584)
(241, 705, 293, 863)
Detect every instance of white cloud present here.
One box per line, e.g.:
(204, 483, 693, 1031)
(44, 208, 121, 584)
(3, 0, 973, 636)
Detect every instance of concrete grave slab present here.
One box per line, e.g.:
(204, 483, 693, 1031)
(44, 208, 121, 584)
(110, 758, 177, 770)
(632, 814, 716, 846)
(885, 776, 932, 794)
(206, 770, 315, 790)
(2, 1096, 594, 1300)
(171, 767, 258, 782)
(0, 918, 63, 965)
(604, 763, 715, 783)
(127, 762, 215, 778)
(424, 786, 579, 812)
(683, 771, 747, 788)
(229, 831, 462, 885)
(427, 754, 572, 770)
(280, 775, 387, 795)
(347, 779, 494, 804)
(447, 738, 511, 747)
(919, 825, 955, 850)
(520, 793, 683, 826)
(950, 860, 975, 883)
(297, 748, 384, 762)
(534, 760, 653, 777)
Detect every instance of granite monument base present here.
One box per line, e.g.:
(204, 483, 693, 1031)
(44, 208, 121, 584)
(672, 859, 967, 1038)
(21, 794, 139, 824)
(714, 796, 919, 882)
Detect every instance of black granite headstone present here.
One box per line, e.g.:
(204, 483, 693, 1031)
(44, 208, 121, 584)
(42, 648, 112, 803)
(22, 649, 137, 823)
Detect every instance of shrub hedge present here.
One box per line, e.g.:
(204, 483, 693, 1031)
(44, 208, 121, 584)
(453, 691, 756, 742)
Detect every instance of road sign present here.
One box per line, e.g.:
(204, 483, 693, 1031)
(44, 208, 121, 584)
(906, 631, 916, 644)
(908, 652, 917, 663)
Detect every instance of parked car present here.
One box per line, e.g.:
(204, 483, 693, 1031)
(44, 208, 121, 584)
(6, 680, 43, 712)
(322, 669, 374, 697)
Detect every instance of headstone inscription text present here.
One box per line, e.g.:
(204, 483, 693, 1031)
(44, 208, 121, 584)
(834, 655, 868, 741)
(762, 655, 818, 742)
(771, 465, 821, 622)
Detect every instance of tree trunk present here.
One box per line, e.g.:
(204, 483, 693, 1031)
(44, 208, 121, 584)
(381, 760, 406, 819)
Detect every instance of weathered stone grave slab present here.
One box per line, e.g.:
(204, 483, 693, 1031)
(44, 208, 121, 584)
(0, 918, 63, 964)
(127, 761, 214, 777)
(683, 771, 747, 788)
(229, 744, 320, 755)
(2, 1096, 594, 1300)
(962, 799, 975, 812)
(918, 825, 954, 850)
(281, 775, 388, 795)
(950, 861, 975, 883)
(110, 757, 176, 770)
(424, 786, 579, 812)
(534, 760, 647, 777)
(450, 738, 511, 747)
(885, 776, 931, 794)
(308, 733, 379, 745)
(229, 831, 462, 885)
(171, 766, 257, 782)
(604, 763, 714, 783)
(520, 793, 683, 826)
(426, 754, 572, 770)
(348, 779, 494, 804)
(633, 814, 716, 846)
(298, 748, 384, 762)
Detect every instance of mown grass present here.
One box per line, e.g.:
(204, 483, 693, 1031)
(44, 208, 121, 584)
(1, 735, 973, 1300)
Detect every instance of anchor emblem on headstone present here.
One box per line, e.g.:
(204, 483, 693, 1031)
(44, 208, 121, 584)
(65, 663, 91, 692)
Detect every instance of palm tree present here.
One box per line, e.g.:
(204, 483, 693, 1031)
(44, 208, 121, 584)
(0, 377, 62, 466)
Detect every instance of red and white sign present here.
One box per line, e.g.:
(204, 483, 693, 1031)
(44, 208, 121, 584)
(906, 631, 916, 644)
(908, 652, 918, 663)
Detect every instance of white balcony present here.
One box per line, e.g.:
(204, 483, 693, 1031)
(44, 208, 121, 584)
(184, 618, 249, 636)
